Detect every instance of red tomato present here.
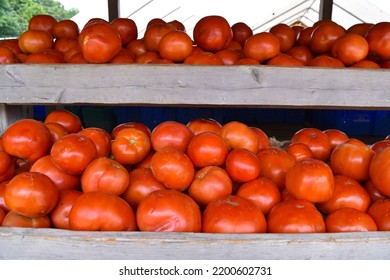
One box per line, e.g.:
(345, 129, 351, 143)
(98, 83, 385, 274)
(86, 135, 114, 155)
(159, 30, 193, 62)
(316, 175, 371, 214)
(50, 189, 82, 229)
(369, 146, 390, 197)
(269, 23, 296, 52)
(4, 172, 59, 218)
(111, 121, 151, 139)
(80, 127, 112, 158)
(364, 179, 388, 202)
(370, 140, 390, 154)
(286, 142, 314, 162)
(0, 180, 10, 212)
(151, 121, 194, 153)
(365, 22, 390, 60)
(219, 121, 259, 153)
(186, 118, 222, 135)
(111, 127, 151, 165)
(2, 211, 51, 228)
(231, 22, 253, 47)
(309, 22, 345, 54)
(44, 109, 83, 133)
(202, 195, 266, 233)
(367, 199, 390, 231)
(236, 177, 281, 216)
(187, 132, 228, 168)
(121, 167, 166, 209)
(243, 32, 280, 63)
(267, 199, 325, 233)
(69, 191, 136, 231)
(0, 208, 4, 225)
(325, 207, 377, 232)
(323, 128, 349, 151)
(143, 23, 177, 52)
(188, 166, 233, 208)
(225, 148, 261, 183)
(44, 122, 69, 142)
(50, 133, 98, 175)
(81, 157, 130, 196)
(2, 119, 52, 163)
(330, 138, 375, 182)
(0, 150, 13, 179)
(110, 18, 138, 46)
(18, 30, 54, 54)
(250, 127, 271, 151)
(30, 155, 80, 191)
(136, 189, 201, 232)
(285, 158, 334, 203)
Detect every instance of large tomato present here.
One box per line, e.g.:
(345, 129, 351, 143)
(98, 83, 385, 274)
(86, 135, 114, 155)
(2, 119, 52, 163)
(159, 30, 193, 62)
(110, 17, 138, 46)
(243, 32, 280, 63)
(50, 189, 82, 229)
(325, 207, 377, 232)
(4, 172, 59, 218)
(285, 142, 314, 162)
(202, 195, 266, 233)
(186, 118, 222, 135)
(44, 122, 69, 142)
(369, 146, 390, 197)
(151, 121, 194, 153)
(365, 22, 390, 60)
(309, 22, 345, 54)
(69, 191, 136, 231)
(250, 127, 271, 151)
(269, 23, 296, 52)
(367, 199, 390, 231)
(111, 121, 151, 139)
(53, 19, 79, 39)
(323, 128, 349, 151)
(2, 211, 51, 228)
(219, 121, 259, 153)
(331, 33, 369, 66)
(28, 14, 57, 35)
(225, 148, 261, 183)
(44, 109, 82, 133)
(18, 30, 54, 54)
(80, 127, 112, 158)
(143, 23, 177, 52)
(136, 189, 201, 232)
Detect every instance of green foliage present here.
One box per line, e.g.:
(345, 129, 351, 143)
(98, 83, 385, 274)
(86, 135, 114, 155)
(0, 0, 79, 38)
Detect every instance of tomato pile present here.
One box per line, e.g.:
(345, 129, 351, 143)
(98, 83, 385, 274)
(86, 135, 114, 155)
(1, 14, 390, 67)
(1, 109, 390, 233)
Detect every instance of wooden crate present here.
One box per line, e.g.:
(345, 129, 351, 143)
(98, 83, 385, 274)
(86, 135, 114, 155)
(0, 64, 389, 260)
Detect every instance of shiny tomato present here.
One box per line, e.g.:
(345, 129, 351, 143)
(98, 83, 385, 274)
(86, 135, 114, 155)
(267, 199, 325, 233)
(146, 18, 166, 29)
(331, 33, 369, 65)
(2, 119, 52, 163)
(269, 23, 296, 52)
(44, 109, 82, 133)
(143, 23, 177, 52)
(308, 54, 345, 67)
(24, 49, 65, 64)
(0, 180, 10, 212)
(136, 189, 201, 232)
(350, 59, 381, 68)
(150, 147, 194, 191)
(215, 49, 240, 65)
(187, 132, 228, 168)
(2, 211, 51, 228)
(330, 138, 375, 182)
(347, 23, 373, 36)
(126, 38, 148, 56)
(50, 133, 98, 175)
(111, 127, 151, 165)
(286, 142, 314, 162)
(365, 22, 390, 60)
(69, 191, 136, 231)
(111, 121, 151, 139)
(291, 127, 331, 162)
(81, 157, 129, 196)
(121, 167, 166, 209)
(296, 26, 315, 46)
(285, 45, 314, 65)
(18, 30, 54, 54)
(266, 53, 305, 66)
(4, 172, 59, 218)
(250, 127, 271, 151)
(202, 195, 266, 233)
(0, 150, 13, 178)
(367, 199, 390, 231)
(50, 189, 82, 229)
(309, 22, 345, 54)
(28, 14, 57, 35)
(135, 51, 160, 63)
(159, 30, 193, 62)
(370, 140, 390, 154)
(285, 158, 334, 203)
(0, 46, 17, 64)
(325, 207, 377, 232)
(80, 127, 112, 158)
(364, 179, 388, 202)
(323, 128, 349, 151)
(317, 175, 371, 214)
(183, 51, 224, 65)
(53, 19, 79, 39)
(167, 20, 186, 32)
(151, 121, 194, 153)
(187, 118, 222, 135)
(369, 146, 390, 197)
(256, 147, 295, 190)
(44, 122, 69, 142)
(231, 22, 253, 47)
(110, 18, 138, 46)
(236, 177, 281, 216)
(219, 121, 259, 153)
(188, 166, 233, 208)
(225, 148, 261, 183)
(243, 32, 280, 63)
(30, 155, 80, 191)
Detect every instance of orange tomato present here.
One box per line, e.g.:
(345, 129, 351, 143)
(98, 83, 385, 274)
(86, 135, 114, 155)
(44, 109, 83, 133)
(143, 23, 177, 52)
(269, 23, 296, 52)
(325, 207, 377, 232)
(159, 30, 193, 62)
(243, 32, 280, 63)
(331, 33, 369, 65)
(219, 121, 259, 153)
(18, 30, 54, 54)
(309, 22, 345, 54)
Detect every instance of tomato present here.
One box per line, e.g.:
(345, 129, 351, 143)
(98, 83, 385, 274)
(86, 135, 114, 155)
(0, 46, 18, 64)
(18, 30, 54, 54)
(225, 148, 261, 183)
(167, 20, 186, 32)
(121, 167, 166, 209)
(80, 127, 112, 158)
(309, 22, 345, 54)
(54, 37, 79, 54)
(53, 19, 79, 39)
(250, 127, 271, 151)
(370, 140, 390, 154)
(111, 127, 151, 165)
(365, 179, 388, 202)
(79, 22, 122, 63)
(285, 45, 314, 65)
(110, 50, 135, 63)
(256, 147, 295, 190)
(135, 51, 160, 63)
(365, 22, 390, 60)
(111, 121, 151, 139)
(50, 189, 82, 229)
(187, 132, 228, 168)
(0, 180, 10, 212)
(215, 49, 240, 65)
(4, 172, 59, 218)
(188, 166, 232, 208)
(237, 57, 260, 65)
(266, 53, 305, 66)
(30, 155, 80, 191)
(2, 211, 51, 228)
(0, 158, 14, 183)
(325, 207, 377, 232)
(187, 118, 222, 135)
(202, 195, 266, 233)
(269, 23, 296, 52)
(369, 146, 390, 197)
(231, 22, 253, 47)
(44, 109, 82, 133)
(136, 189, 201, 232)
(236, 177, 281, 216)
(286, 142, 314, 162)
(290, 127, 331, 162)
(110, 18, 138, 46)
(143, 23, 177, 52)
(25, 49, 65, 64)
(0, 38, 23, 55)
(159, 30, 193, 62)
(367, 199, 390, 231)
(2, 119, 52, 163)
(193, 15, 232, 52)
(296, 26, 315, 46)
(243, 32, 280, 63)
(183, 51, 224, 65)
(330, 138, 375, 182)
(44, 122, 69, 142)
(28, 14, 57, 36)
(146, 18, 166, 29)
(151, 120, 194, 153)
(331, 33, 369, 65)
(0, 150, 13, 177)
(126, 39, 148, 56)
(69, 191, 136, 231)
(308, 54, 345, 67)
(317, 175, 371, 214)
(50, 133, 98, 175)
(323, 128, 349, 151)
(0, 208, 4, 225)
(267, 199, 325, 233)
(285, 158, 334, 203)
(347, 23, 373, 37)
(219, 121, 259, 153)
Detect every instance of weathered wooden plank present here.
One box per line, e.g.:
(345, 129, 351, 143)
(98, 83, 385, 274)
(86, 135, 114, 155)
(0, 227, 389, 260)
(0, 64, 389, 108)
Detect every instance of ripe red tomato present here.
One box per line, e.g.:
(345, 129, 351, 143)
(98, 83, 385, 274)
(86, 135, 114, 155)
(285, 158, 334, 203)
(111, 121, 151, 139)
(53, 19, 79, 39)
(188, 166, 232, 208)
(0, 208, 5, 225)
(323, 128, 349, 151)
(364, 179, 388, 202)
(183, 51, 224, 65)
(365, 22, 390, 60)
(2, 119, 52, 163)
(69, 191, 136, 231)
(225, 148, 261, 183)
(187, 118, 222, 135)
(50, 189, 82, 229)
(331, 33, 369, 65)
(2, 211, 51, 228)
(136, 189, 201, 232)
(18, 30, 54, 54)
(150, 147, 194, 191)
(159, 30, 193, 62)
(219, 121, 259, 153)
(236, 177, 281, 216)
(286, 142, 314, 162)
(250, 127, 271, 151)
(151, 121, 194, 153)
(269, 23, 296, 52)
(243, 32, 280, 63)
(50, 133, 98, 175)
(0, 150, 13, 179)
(44, 109, 82, 133)
(325, 207, 377, 232)
(309, 22, 345, 54)
(267, 199, 325, 233)
(28, 14, 57, 35)
(44, 122, 69, 142)
(369, 146, 390, 197)
(202, 195, 266, 233)
(4, 172, 59, 218)
(370, 140, 390, 154)
(367, 199, 390, 231)
(231, 22, 253, 47)
(110, 18, 138, 46)
(0, 180, 10, 212)
(186, 132, 228, 168)
(79, 127, 112, 158)
(143, 23, 177, 52)
(81, 157, 130, 196)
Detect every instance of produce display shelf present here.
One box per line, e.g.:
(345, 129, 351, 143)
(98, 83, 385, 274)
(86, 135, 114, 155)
(1, 64, 389, 260)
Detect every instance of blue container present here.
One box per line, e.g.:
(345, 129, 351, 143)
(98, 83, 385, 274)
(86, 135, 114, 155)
(372, 111, 390, 136)
(176, 107, 225, 125)
(140, 106, 177, 130)
(114, 106, 142, 124)
(222, 108, 306, 124)
(33, 105, 46, 121)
